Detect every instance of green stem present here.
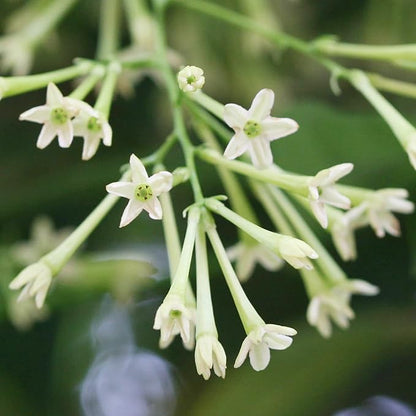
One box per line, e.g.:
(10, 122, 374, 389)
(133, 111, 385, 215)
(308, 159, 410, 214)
(69, 66, 105, 100)
(154, 3, 204, 202)
(123, 0, 151, 44)
(42, 171, 131, 274)
(0, 62, 93, 98)
(96, 0, 121, 60)
(367, 73, 416, 100)
(94, 62, 121, 118)
(191, 91, 224, 120)
(206, 225, 264, 333)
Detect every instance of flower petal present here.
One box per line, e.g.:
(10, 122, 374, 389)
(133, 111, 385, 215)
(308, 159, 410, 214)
(119, 199, 143, 227)
(143, 197, 163, 220)
(46, 83, 64, 106)
(129, 154, 148, 183)
(82, 136, 100, 160)
(249, 341, 270, 371)
(57, 122, 74, 148)
(234, 337, 251, 368)
(102, 120, 113, 146)
(248, 89, 274, 121)
(106, 182, 136, 199)
(19, 105, 50, 123)
(223, 103, 248, 129)
(261, 117, 299, 141)
(148, 171, 173, 195)
(224, 132, 250, 160)
(36, 123, 57, 149)
(248, 137, 273, 168)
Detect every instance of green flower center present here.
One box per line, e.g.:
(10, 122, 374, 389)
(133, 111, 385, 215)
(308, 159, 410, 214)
(170, 309, 182, 318)
(87, 116, 102, 132)
(187, 75, 196, 84)
(135, 184, 153, 202)
(243, 120, 262, 138)
(50, 107, 68, 125)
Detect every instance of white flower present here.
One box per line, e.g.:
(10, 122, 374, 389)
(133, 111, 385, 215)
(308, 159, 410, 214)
(153, 294, 196, 349)
(72, 108, 112, 160)
(307, 279, 379, 338)
(177, 65, 205, 92)
(19, 83, 88, 149)
(195, 334, 227, 380)
(106, 154, 173, 227)
(234, 324, 297, 371)
(223, 88, 298, 169)
(9, 262, 53, 308)
(351, 189, 414, 238)
(226, 240, 283, 281)
(308, 163, 353, 228)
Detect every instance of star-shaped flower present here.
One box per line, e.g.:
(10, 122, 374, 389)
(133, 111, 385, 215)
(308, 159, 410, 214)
(195, 334, 227, 380)
(352, 189, 414, 238)
(223, 89, 298, 169)
(153, 294, 196, 349)
(19, 83, 89, 149)
(106, 154, 173, 227)
(72, 108, 112, 160)
(308, 163, 353, 228)
(234, 324, 297, 371)
(307, 279, 379, 338)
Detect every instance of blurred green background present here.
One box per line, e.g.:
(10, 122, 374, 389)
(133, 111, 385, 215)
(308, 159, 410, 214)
(1, 0, 416, 415)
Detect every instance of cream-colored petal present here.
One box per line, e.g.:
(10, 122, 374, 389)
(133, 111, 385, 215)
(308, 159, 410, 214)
(249, 341, 270, 371)
(224, 132, 250, 160)
(248, 89, 274, 121)
(46, 83, 64, 107)
(261, 117, 299, 141)
(37, 123, 57, 149)
(57, 121, 73, 148)
(143, 197, 163, 220)
(223, 103, 248, 129)
(248, 137, 273, 168)
(148, 171, 173, 195)
(129, 154, 149, 183)
(106, 182, 136, 199)
(19, 105, 50, 123)
(119, 199, 143, 227)
(82, 136, 100, 160)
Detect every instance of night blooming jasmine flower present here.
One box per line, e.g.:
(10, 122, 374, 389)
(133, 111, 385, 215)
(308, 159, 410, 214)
(106, 154, 173, 227)
(195, 334, 227, 380)
(9, 262, 52, 308)
(19, 83, 88, 149)
(0, 35, 33, 75)
(352, 189, 414, 238)
(308, 163, 353, 228)
(153, 294, 196, 349)
(306, 277, 379, 338)
(72, 107, 112, 160)
(223, 88, 299, 169)
(226, 240, 283, 281)
(234, 324, 297, 371)
(177, 65, 205, 92)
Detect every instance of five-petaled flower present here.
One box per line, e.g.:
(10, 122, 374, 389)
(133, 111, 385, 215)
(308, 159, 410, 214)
(72, 108, 112, 160)
(19, 82, 88, 149)
(106, 154, 173, 227)
(308, 163, 353, 228)
(223, 88, 298, 169)
(307, 279, 379, 338)
(234, 324, 297, 371)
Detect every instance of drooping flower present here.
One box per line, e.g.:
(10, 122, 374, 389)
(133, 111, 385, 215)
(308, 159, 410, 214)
(19, 82, 88, 149)
(306, 278, 379, 338)
(106, 154, 173, 227)
(351, 189, 414, 238)
(72, 108, 112, 160)
(226, 240, 283, 281)
(153, 294, 196, 349)
(308, 163, 353, 228)
(195, 334, 227, 380)
(9, 262, 53, 308)
(223, 88, 298, 169)
(234, 324, 297, 371)
(177, 65, 205, 92)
